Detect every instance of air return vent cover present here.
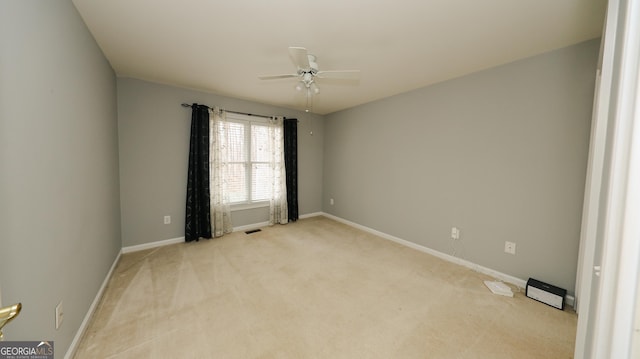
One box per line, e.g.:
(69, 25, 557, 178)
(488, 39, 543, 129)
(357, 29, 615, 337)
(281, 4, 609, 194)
(526, 278, 566, 310)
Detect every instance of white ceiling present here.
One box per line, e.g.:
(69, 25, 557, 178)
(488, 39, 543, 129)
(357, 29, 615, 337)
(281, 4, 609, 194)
(72, 0, 606, 115)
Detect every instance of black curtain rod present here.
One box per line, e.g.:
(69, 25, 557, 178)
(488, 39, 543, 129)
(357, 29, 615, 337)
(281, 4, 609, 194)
(181, 103, 275, 120)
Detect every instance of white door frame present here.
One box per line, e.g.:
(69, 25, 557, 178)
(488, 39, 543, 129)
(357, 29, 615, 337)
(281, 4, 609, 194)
(574, 1, 617, 356)
(575, 0, 640, 357)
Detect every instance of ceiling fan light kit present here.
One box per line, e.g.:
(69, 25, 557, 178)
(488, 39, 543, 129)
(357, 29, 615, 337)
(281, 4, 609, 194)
(259, 47, 360, 112)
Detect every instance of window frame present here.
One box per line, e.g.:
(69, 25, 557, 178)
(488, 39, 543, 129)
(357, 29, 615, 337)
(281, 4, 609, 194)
(222, 113, 274, 211)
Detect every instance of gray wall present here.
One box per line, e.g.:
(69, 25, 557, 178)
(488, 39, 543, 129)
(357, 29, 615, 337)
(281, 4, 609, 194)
(0, 1, 121, 357)
(117, 78, 324, 247)
(323, 39, 599, 294)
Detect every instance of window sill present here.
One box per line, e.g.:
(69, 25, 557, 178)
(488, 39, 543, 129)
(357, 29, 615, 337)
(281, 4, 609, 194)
(231, 201, 269, 212)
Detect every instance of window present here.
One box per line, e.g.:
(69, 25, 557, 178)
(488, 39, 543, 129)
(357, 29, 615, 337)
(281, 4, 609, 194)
(218, 113, 282, 207)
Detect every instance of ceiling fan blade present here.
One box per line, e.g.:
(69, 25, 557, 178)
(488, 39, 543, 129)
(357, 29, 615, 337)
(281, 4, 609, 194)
(316, 70, 361, 79)
(258, 74, 299, 80)
(289, 47, 310, 70)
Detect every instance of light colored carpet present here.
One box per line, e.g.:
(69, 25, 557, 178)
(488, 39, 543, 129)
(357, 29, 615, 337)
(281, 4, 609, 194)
(74, 216, 577, 358)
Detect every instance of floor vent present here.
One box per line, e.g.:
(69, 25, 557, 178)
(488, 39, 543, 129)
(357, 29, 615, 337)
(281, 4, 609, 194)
(245, 229, 262, 234)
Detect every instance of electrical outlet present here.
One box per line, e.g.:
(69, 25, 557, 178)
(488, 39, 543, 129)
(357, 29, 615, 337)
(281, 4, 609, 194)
(164, 215, 171, 224)
(55, 301, 63, 329)
(451, 227, 460, 240)
(330, 198, 334, 206)
(504, 241, 516, 255)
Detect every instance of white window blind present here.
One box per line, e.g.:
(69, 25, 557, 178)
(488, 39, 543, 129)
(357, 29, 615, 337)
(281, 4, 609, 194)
(219, 114, 282, 205)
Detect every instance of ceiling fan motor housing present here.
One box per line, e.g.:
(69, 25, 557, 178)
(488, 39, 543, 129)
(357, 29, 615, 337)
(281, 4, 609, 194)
(302, 72, 314, 86)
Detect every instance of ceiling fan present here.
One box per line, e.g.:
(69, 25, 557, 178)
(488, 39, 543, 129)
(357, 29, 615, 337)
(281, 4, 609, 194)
(258, 47, 360, 111)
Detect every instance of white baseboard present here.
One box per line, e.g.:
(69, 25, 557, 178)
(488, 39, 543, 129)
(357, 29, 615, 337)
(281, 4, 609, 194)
(321, 213, 527, 287)
(120, 221, 275, 252)
(231, 212, 324, 232)
(300, 212, 323, 219)
(120, 213, 323, 252)
(233, 221, 270, 232)
(64, 251, 121, 359)
(121, 236, 184, 254)
(320, 212, 575, 308)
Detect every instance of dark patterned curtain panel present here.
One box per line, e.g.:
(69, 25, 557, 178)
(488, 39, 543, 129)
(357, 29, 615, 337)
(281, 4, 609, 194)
(284, 118, 299, 221)
(185, 104, 212, 241)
